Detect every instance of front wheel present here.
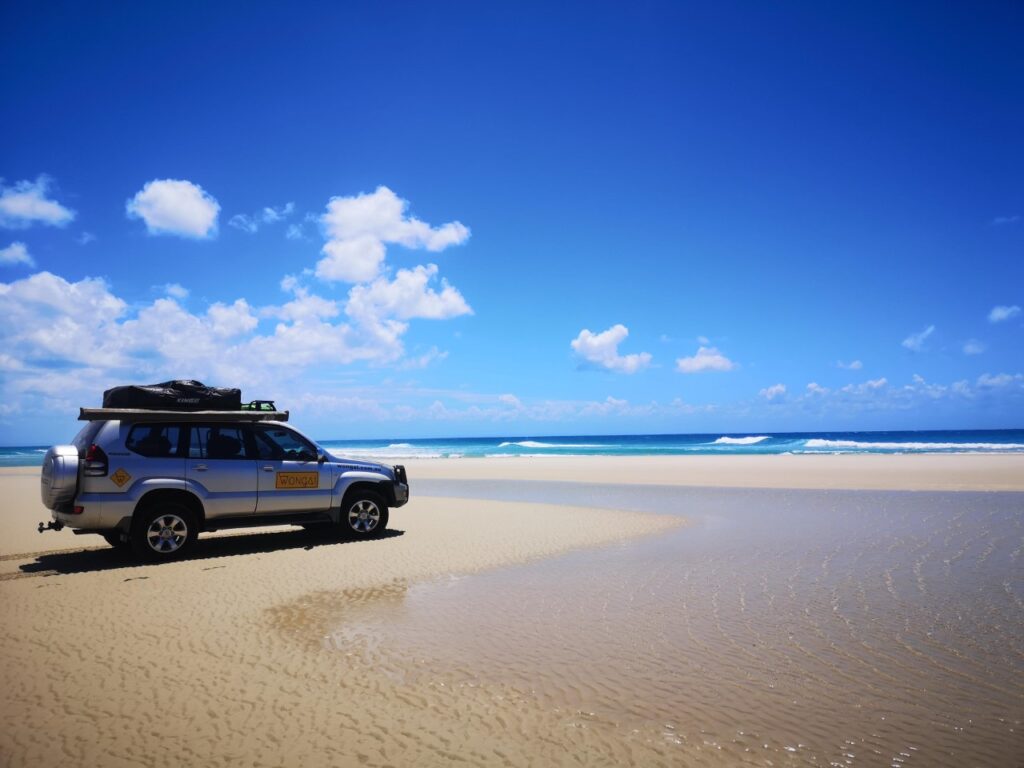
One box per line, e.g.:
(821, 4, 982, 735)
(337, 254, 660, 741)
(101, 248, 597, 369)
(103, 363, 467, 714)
(130, 503, 197, 561)
(341, 491, 389, 539)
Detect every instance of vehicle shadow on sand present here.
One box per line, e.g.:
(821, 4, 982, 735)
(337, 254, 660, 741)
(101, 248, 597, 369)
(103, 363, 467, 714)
(15, 527, 405, 578)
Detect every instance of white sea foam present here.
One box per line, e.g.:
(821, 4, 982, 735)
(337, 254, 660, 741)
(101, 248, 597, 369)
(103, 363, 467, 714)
(802, 439, 1024, 452)
(497, 441, 610, 449)
(387, 443, 413, 448)
(712, 436, 771, 445)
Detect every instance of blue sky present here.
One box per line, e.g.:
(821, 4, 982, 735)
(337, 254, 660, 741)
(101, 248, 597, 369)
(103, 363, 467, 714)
(1, 1, 1022, 444)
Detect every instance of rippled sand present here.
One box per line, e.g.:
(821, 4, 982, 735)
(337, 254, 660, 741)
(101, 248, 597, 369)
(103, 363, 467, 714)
(1, 464, 1022, 766)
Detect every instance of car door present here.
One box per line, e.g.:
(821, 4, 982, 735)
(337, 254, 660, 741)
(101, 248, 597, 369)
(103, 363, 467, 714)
(185, 424, 258, 519)
(251, 424, 333, 515)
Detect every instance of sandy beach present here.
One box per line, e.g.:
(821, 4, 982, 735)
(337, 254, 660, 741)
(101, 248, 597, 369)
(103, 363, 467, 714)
(2, 456, 1022, 766)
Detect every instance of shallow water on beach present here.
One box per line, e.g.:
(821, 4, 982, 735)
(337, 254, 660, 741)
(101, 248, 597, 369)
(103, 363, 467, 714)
(290, 485, 1024, 766)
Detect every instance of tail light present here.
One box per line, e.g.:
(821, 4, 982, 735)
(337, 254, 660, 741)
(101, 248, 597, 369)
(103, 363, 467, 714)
(83, 444, 109, 477)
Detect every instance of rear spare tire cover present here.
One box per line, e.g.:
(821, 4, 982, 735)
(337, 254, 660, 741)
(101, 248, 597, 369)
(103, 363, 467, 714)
(41, 445, 80, 509)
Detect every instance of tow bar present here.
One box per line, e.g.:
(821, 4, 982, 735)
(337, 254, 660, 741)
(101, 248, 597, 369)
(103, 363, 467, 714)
(38, 520, 64, 533)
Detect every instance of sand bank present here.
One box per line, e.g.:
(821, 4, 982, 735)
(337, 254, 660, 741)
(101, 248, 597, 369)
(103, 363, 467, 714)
(2, 458, 1021, 766)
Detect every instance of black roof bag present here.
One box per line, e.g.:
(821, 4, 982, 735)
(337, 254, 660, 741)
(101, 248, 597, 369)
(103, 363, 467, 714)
(102, 380, 242, 411)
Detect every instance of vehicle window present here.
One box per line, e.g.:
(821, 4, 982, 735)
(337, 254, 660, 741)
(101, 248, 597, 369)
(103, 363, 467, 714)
(252, 426, 317, 462)
(71, 421, 104, 453)
(126, 424, 181, 457)
(189, 425, 251, 460)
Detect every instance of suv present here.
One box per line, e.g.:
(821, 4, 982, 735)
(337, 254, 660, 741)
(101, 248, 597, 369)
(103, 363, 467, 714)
(39, 409, 409, 561)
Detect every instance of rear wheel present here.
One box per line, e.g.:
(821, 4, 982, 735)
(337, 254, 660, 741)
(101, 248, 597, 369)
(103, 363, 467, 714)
(341, 491, 389, 539)
(130, 502, 197, 561)
(103, 532, 129, 549)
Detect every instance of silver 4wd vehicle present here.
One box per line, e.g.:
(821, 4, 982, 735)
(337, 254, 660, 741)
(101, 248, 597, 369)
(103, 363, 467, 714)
(39, 407, 409, 561)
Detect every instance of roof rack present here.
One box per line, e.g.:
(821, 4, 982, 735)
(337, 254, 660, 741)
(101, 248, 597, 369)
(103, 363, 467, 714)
(79, 408, 289, 423)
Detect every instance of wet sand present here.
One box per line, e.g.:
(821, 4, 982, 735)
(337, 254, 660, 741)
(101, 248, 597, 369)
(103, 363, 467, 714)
(1, 459, 1022, 766)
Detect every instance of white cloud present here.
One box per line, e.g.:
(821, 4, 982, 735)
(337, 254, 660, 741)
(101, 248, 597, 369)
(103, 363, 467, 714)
(676, 346, 735, 373)
(399, 347, 449, 370)
(346, 264, 472, 323)
(229, 202, 295, 234)
(163, 283, 189, 300)
(285, 224, 304, 240)
(759, 383, 786, 400)
(316, 186, 469, 284)
(316, 235, 386, 283)
(837, 359, 862, 370)
(696, 335, 710, 345)
(126, 179, 220, 238)
(0, 242, 34, 267)
(262, 202, 294, 223)
(228, 214, 258, 233)
(806, 382, 829, 395)
(0, 176, 75, 228)
(901, 325, 934, 351)
(77, 232, 96, 245)
(570, 324, 652, 374)
(989, 305, 1020, 323)
(976, 372, 1024, 389)
(840, 377, 888, 394)
(963, 339, 985, 355)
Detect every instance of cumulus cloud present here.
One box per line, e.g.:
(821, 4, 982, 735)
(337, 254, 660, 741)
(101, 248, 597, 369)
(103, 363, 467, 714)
(317, 235, 387, 283)
(901, 325, 934, 351)
(570, 324, 652, 374)
(759, 383, 786, 400)
(346, 264, 472, 323)
(316, 186, 469, 283)
(806, 382, 829, 395)
(837, 359, 862, 370)
(962, 339, 985, 355)
(126, 179, 220, 238)
(676, 346, 735, 373)
(0, 176, 75, 228)
(163, 283, 189, 300)
(0, 268, 433, 396)
(0, 242, 34, 267)
(989, 305, 1020, 323)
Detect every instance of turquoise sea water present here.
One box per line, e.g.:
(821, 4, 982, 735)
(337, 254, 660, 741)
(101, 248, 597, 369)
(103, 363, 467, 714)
(4, 429, 1023, 466)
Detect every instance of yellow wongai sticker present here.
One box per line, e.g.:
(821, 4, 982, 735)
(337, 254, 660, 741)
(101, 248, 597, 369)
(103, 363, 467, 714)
(110, 468, 131, 487)
(275, 472, 319, 489)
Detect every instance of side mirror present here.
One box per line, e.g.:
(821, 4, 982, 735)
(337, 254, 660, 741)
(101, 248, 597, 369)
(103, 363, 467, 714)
(317, 450, 327, 464)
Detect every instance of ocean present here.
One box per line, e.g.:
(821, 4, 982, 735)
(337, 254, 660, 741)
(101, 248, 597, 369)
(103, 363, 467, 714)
(4, 429, 1023, 466)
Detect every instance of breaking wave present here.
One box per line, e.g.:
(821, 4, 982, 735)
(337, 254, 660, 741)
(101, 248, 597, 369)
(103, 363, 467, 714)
(712, 436, 771, 445)
(802, 439, 1024, 452)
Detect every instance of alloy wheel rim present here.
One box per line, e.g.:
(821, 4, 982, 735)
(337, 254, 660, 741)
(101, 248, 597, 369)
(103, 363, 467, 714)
(348, 499, 380, 533)
(146, 513, 188, 553)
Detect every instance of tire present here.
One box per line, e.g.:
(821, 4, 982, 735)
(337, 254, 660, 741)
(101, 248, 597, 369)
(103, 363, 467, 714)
(103, 532, 130, 549)
(341, 490, 389, 539)
(130, 502, 198, 561)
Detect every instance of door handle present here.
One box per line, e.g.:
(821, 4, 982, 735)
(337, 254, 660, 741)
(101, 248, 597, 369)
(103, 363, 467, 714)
(194, 464, 207, 472)
(262, 466, 274, 472)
